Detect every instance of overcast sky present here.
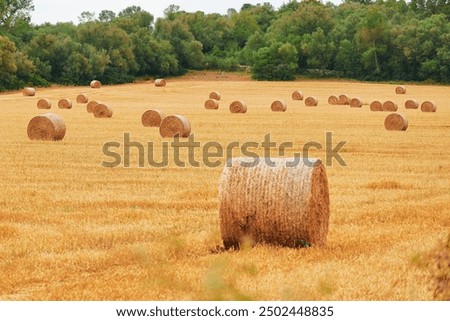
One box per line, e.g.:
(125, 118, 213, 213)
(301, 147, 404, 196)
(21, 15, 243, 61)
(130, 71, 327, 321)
(31, 0, 342, 25)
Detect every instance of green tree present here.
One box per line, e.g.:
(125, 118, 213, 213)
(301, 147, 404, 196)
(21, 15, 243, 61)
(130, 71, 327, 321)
(0, 0, 34, 30)
(252, 42, 298, 80)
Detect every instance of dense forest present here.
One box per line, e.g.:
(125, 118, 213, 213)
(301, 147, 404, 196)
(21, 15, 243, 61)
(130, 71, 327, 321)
(0, 0, 449, 90)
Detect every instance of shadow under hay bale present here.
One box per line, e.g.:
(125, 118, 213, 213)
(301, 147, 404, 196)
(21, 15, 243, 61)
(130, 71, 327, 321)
(384, 113, 408, 131)
(159, 115, 191, 138)
(141, 109, 165, 127)
(27, 113, 66, 141)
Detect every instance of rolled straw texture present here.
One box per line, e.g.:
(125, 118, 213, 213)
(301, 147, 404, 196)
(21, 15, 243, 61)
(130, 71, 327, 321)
(58, 98, 72, 109)
(271, 100, 287, 112)
(229, 100, 247, 113)
(421, 101, 437, 112)
(141, 109, 165, 127)
(155, 79, 166, 87)
(305, 96, 318, 107)
(209, 91, 221, 100)
(37, 98, 51, 109)
(22, 87, 36, 96)
(93, 103, 113, 118)
(328, 95, 339, 105)
(395, 86, 406, 94)
(159, 115, 191, 138)
(292, 90, 304, 101)
(405, 99, 419, 109)
(350, 97, 363, 108)
(382, 100, 398, 112)
(204, 99, 219, 110)
(86, 101, 98, 113)
(27, 113, 66, 141)
(370, 101, 383, 112)
(76, 94, 89, 104)
(90, 80, 101, 88)
(384, 113, 408, 131)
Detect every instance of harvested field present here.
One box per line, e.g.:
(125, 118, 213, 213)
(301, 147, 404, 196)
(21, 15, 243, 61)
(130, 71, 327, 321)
(0, 74, 448, 301)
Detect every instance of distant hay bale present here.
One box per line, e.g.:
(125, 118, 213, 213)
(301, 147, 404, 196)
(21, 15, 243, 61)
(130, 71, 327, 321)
(58, 98, 72, 109)
(305, 96, 318, 107)
(141, 109, 165, 127)
(22, 87, 36, 96)
(382, 100, 398, 112)
(155, 79, 166, 87)
(37, 98, 51, 109)
(27, 113, 66, 141)
(384, 113, 408, 131)
(159, 115, 191, 138)
(76, 93, 89, 104)
(395, 85, 406, 94)
(292, 90, 304, 101)
(204, 99, 219, 110)
(86, 100, 98, 113)
(209, 91, 221, 100)
(370, 101, 383, 111)
(338, 94, 350, 105)
(229, 100, 247, 113)
(271, 100, 287, 112)
(421, 101, 437, 113)
(405, 99, 419, 109)
(90, 80, 101, 89)
(328, 95, 339, 105)
(350, 97, 364, 108)
(219, 157, 330, 249)
(93, 103, 113, 118)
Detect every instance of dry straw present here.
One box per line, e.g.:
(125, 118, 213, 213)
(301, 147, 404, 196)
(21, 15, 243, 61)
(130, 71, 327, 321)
(22, 87, 36, 96)
(350, 97, 364, 108)
(271, 100, 287, 112)
(37, 98, 51, 109)
(370, 101, 383, 111)
(395, 85, 406, 94)
(90, 80, 101, 89)
(204, 99, 219, 110)
(160, 115, 191, 138)
(305, 96, 318, 107)
(86, 101, 98, 113)
(384, 113, 408, 131)
(382, 100, 398, 112)
(93, 103, 113, 118)
(405, 99, 419, 109)
(421, 101, 437, 112)
(229, 100, 247, 113)
(27, 113, 66, 141)
(76, 93, 89, 104)
(328, 95, 339, 105)
(292, 90, 304, 101)
(209, 91, 221, 100)
(141, 109, 165, 127)
(58, 98, 72, 109)
(155, 79, 166, 87)
(219, 157, 330, 249)
(338, 94, 350, 105)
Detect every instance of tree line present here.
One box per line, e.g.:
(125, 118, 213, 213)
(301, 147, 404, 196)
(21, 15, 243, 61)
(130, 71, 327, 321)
(0, 0, 449, 91)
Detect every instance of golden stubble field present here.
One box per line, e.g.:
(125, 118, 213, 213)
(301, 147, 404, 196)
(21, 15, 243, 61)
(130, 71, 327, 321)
(0, 72, 449, 300)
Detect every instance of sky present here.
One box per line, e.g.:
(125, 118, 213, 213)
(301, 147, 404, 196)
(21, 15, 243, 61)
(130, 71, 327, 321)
(30, 0, 342, 25)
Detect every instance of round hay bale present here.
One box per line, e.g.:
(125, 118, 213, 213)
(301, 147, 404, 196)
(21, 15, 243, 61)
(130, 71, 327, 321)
(384, 113, 408, 131)
(86, 100, 98, 113)
(93, 103, 113, 118)
(350, 97, 363, 108)
(395, 85, 406, 94)
(328, 95, 339, 105)
(219, 157, 330, 249)
(159, 115, 191, 138)
(209, 91, 221, 100)
(22, 87, 36, 96)
(292, 90, 304, 101)
(58, 98, 72, 109)
(370, 100, 383, 112)
(204, 99, 219, 110)
(405, 99, 419, 109)
(90, 80, 101, 89)
(382, 100, 398, 112)
(76, 93, 89, 104)
(141, 109, 165, 127)
(271, 100, 287, 112)
(305, 96, 318, 107)
(37, 98, 51, 109)
(338, 94, 350, 105)
(229, 101, 247, 114)
(421, 101, 437, 113)
(155, 79, 166, 87)
(27, 113, 66, 141)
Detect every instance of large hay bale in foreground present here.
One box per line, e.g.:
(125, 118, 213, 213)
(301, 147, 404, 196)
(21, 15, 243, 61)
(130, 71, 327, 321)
(58, 98, 72, 109)
(370, 101, 383, 112)
(86, 101, 98, 113)
(338, 94, 350, 105)
(421, 101, 437, 112)
(305, 96, 318, 107)
(37, 98, 51, 109)
(159, 115, 191, 138)
(229, 100, 247, 113)
(76, 93, 89, 104)
(384, 113, 408, 131)
(93, 103, 113, 118)
(271, 100, 287, 112)
(219, 157, 330, 249)
(141, 109, 165, 127)
(328, 95, 339, 105)
(405, 99, 419, 109)
(90, 80, 101, 89)
(204, 99, 219, 110)
(27, 113, 66, 141)
(209, 91, 221, 100)
(292, 90, 304, 101)
(350, 97, 363, 108)
(382, 100, 398, 112)
(22, 87, 36, 96)
(155, 79, 166, 87)
(395, 85, 406, 94)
